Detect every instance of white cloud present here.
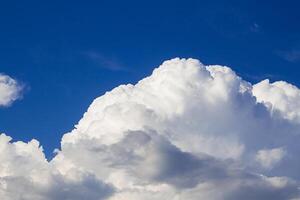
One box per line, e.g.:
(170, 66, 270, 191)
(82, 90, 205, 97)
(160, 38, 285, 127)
(0, 134, 113, 200)
(1, 58, 300, 199)
(0, 74, 23, 107)
(253, 80, 300, 123)
(255, 147, 286, 169)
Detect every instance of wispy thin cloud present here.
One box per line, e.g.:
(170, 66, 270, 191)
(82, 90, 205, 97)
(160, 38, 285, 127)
(276, 49, 300, 62)
(250, 23, 260, 33)
(83, 51, 126, 71)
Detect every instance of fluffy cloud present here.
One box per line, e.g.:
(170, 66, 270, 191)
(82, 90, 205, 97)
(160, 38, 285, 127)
(253, 80, 300, 123)
(0, 134, 113, 200)
(0, 74, 22, 106)
(1, 58, 300, 199)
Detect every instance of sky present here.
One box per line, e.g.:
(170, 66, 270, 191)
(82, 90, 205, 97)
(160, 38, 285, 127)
(1, 0, 300, 157)
(1, 1, 300, 199)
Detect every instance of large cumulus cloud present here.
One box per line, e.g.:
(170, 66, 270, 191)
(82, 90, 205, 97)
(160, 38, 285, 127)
(1, 58, 300, 199)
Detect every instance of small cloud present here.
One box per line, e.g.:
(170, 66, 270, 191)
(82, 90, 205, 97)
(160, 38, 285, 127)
(250, 23, 260, 33)
(83, 51, 126, 71)
(276, 49, 300, 62)
(0, 73, 23, 107)
(255, 147, 286, 169)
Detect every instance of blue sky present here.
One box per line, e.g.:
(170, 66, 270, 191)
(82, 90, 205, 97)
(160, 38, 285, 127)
(1, 0, 300, 158)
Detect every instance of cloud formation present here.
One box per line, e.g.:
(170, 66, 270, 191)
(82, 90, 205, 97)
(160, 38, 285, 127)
(0, 74, 22, 107)
(276, 50, 300, 62)
(255, 147, 286, 169)
(83, 51, 125, 71)
(1, 58, 300, 199)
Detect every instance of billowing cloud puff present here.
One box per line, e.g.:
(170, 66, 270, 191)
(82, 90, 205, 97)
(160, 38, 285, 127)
(0, 134, 113, 200)
(253, 80, 300, 123)
(1, 58, 300, 199)
(0, 74, 22, 107)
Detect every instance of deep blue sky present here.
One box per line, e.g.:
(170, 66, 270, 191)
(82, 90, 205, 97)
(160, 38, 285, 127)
(1, 0, 300, 158)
